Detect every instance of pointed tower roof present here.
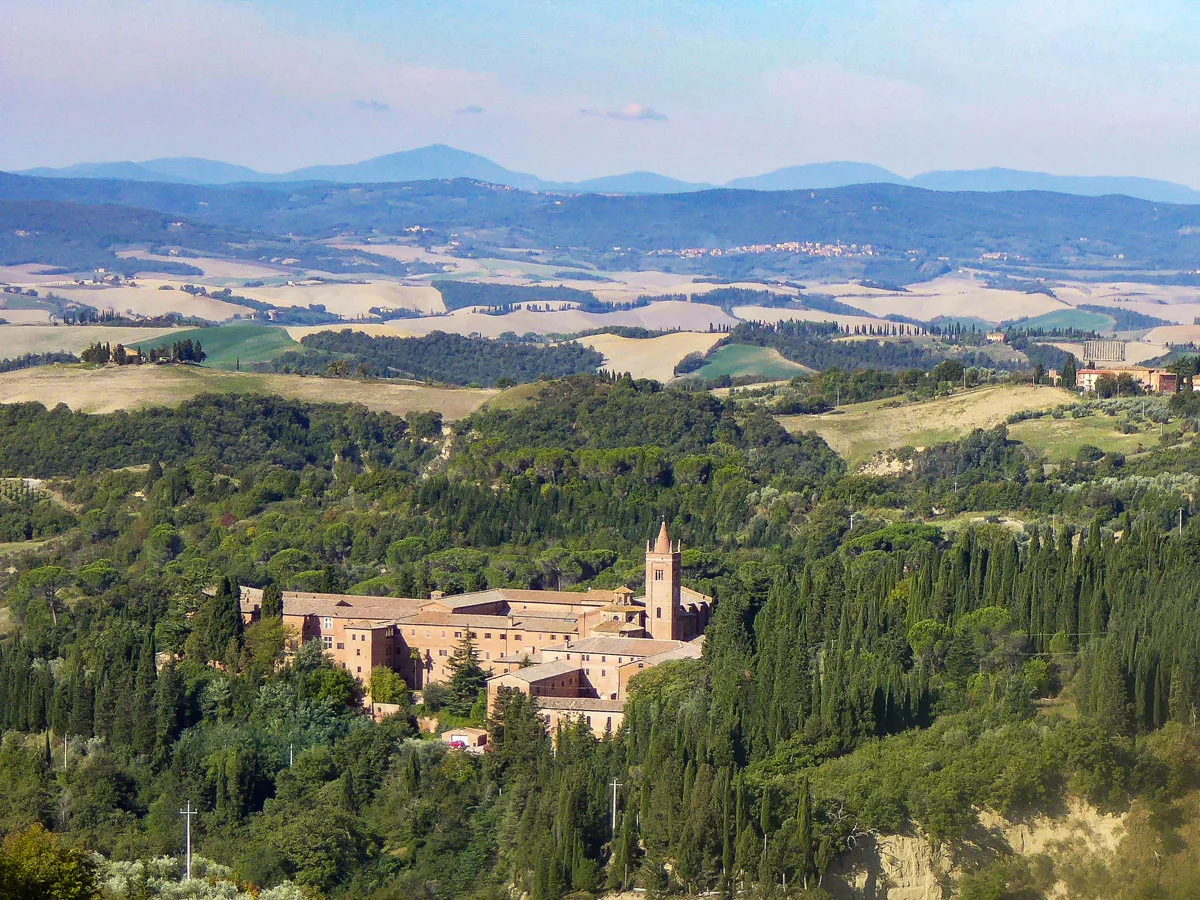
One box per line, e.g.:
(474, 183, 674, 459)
(653, 520, 671, 554)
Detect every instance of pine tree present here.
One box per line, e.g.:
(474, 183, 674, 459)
(261, 583, 283, 620)
(203, 576, 244, 663)
(445, 630, 487, 716)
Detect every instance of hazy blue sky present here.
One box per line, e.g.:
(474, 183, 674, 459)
(3, 0, 1199, 184)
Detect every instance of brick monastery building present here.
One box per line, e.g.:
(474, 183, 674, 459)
(241, 523, 711, 735)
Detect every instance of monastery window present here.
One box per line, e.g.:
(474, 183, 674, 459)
(356, 649, 360, 657)
(469, 632, 477, 639)
(454, 631, 461, 638)
(439, 649, 447, 657)
(586, 716, 592, 726)
(638, 663, 645, 669)
(601, 656, 606, 662)
(656, 608, 662, 619)
(356, 666, 361, 674)
(607, 717, 612, 729)
(322, 636, 332, 649)
(411, 629, 416, 636)
(336, 642, 344, 650)
(441, 631, 446, 638)
(514, 634, 522, 641)
(601, 670, 606, 677)
(484, 632, 492, 639)
(654, 569, 664, 581)
(351, 634, 356, 641)
(322, 617, 332, 629)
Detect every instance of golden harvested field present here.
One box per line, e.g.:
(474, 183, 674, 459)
(1049, 340, 1168, 365)
(830, 274, 1066, 323)
(240, 282, 444, 316)
(0, 309, 54, 325)
(733, 305, 886, 330)
(1143, 324, 1200, 346)
(780, 384, 1074, 465)
(114, 251, 290, 280)
(47, 282, 253, 319)
(0, 324, 182, 356)
(574, 331, 723, 381)
(0, 365, 495, 418)
(387, 300, 738, 338)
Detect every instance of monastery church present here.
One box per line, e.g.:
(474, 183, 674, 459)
(241, 523, 711, 735)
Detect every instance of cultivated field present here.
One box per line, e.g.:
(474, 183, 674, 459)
(45, 281, 254, 319)
(1049, 340, 1168, 365)
(574, 331, 723, 381)
(0, 324, 182, 357)
(0, 365, 495, 418)
(130, 324, 298, 369)
(822, 274, 1067, 324)
(1143, 324, 1200, 346)
(780, 384, 1073, 465)
(114, 251, 290, 280)
(731, 305, 885, 330)
(385, 300, 738, 338)
(239, 281, 445, 317)
(693, 344, 813, 381)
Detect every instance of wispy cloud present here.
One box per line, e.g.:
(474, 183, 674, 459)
(455, 104, 484, 115)
(581, 103, 667, 122)
(354, 99, 391, 112)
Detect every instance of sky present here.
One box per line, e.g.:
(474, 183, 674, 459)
(3, 0, 1200, 185)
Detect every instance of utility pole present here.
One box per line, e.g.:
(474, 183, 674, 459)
(609, 779, 622, 837)
(179, 802, 197, 880)
(289, 744, 294, 767)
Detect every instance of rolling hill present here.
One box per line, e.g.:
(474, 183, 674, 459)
(16, 146, 1200, 203)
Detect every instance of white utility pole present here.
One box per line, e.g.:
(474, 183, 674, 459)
(179, 802, 197, 880)
(609, 779, 622, 837)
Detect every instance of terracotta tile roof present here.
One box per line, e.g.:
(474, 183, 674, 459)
(492, 660, 582, 683)
(551, 636, 686, 657)
(536, 697, 626, 712)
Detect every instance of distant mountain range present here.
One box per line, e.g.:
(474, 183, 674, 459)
(16, 144, 1200, 204)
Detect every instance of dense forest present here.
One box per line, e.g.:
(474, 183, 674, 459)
(261, 330, 605, 387)
(2, 375, 1200, 898)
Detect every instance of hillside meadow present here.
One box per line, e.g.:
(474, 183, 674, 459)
(779, 383, 1073, 465)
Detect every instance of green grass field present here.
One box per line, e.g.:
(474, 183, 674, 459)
(132, 324, 298, 370)
(1007, 414, 1181, 460)
(1005, 309, 1115, 333)
(693, 345, 812, 381)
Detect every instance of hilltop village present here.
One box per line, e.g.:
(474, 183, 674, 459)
(241, 522, 710, 735)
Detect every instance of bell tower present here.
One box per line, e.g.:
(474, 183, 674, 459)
(645, 521, 681, 641)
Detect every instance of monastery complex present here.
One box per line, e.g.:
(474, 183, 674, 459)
(241, 523, 711, 735)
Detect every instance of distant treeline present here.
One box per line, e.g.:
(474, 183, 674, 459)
(264, 329, 604, 387)
(0, 351, 78, 373)
(1077, 304, 1174, 330)
(433, 280, 649, 314)
(711, 321, 1009, 373)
